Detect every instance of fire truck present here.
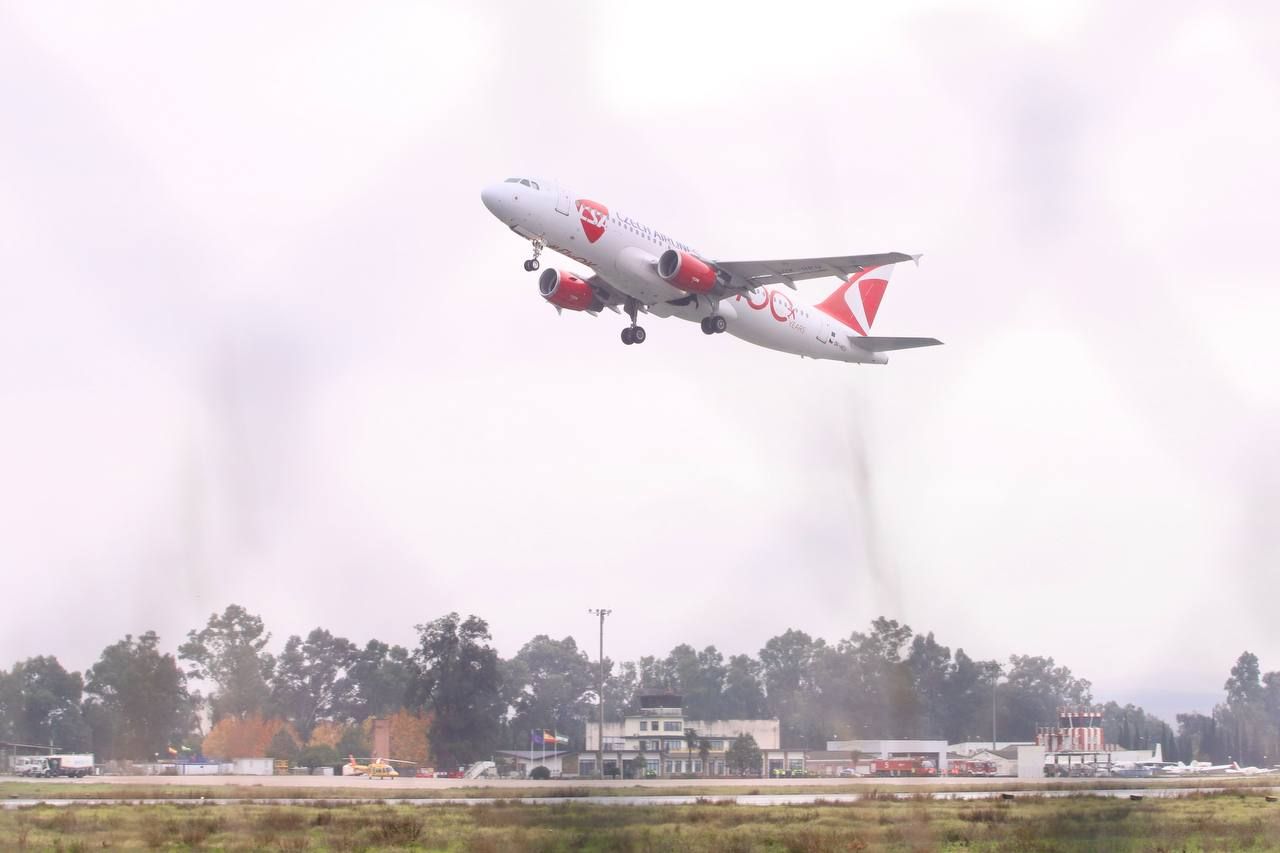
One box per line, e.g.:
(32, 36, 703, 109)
(871, 757, 937, 777)
(948, 759, 997, 777)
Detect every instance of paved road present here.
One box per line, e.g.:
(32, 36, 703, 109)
(6, 787, 1269, 810)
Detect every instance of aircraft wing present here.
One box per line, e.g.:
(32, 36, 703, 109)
(715, 252, 919, 290)
(849, 336, 943, 352)
(584, 274, 629, 313)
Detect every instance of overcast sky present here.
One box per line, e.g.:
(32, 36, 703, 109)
(1, 1, 1277, 724)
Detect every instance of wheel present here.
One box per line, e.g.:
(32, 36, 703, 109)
(621, 327, 634, 345)
(523, 260, 534, 271)
(711, 315, 727, 333)
(529, 259, 540, 270)
(700, 317, 715, 335)
(632, 326, 646, 344)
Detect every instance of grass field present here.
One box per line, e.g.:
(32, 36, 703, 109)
(4, 792, 1280, 851)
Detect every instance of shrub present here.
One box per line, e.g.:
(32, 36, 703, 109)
(372, 815, 423, 845)
(298, 744, 340, 769)
(530, 765, 551, 780)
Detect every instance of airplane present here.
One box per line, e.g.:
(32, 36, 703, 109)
(1156, 761, 1234, 776)
(1226, 761, 1278, 776)
(480, 178, 942, 364)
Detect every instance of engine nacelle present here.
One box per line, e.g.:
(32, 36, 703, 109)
(538, 268, 602, 312)
(657, 249, 718, 294)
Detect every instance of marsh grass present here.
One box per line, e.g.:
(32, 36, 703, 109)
(3, 792, 1280, 851)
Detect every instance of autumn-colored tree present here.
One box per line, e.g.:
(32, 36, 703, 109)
(202, 714, 298, 760)
(307, 720, 346, 749)
(361, 710, 432, 765)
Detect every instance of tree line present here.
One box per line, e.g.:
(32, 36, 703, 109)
(2, 605, 1270, 766)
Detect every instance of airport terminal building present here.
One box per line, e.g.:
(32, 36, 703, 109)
(581, 690, 802, 777)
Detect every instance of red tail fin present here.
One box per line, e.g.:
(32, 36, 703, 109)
(814, 265, 896, 335)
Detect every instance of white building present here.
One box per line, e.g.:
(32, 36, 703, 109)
(495, 750, 574, 778)
(825, 739, 951, 773)
(949, 741, 1034, 756)
(582, 690, 792, 777)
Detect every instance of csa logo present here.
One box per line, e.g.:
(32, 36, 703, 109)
(576, 199, 609, 243)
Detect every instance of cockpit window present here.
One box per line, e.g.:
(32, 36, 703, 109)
(529, 180, 539, 190)
(505, 178, 541, 189)
(519, 179, 531, 187)
(504, 178, 520, 183)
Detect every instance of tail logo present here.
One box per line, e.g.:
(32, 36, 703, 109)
(814, 266, 889, 335)
(575, 199, 609, 243)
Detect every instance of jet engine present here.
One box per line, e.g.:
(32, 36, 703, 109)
(657, 249, 718, 294)
(538, 268, 602, 312)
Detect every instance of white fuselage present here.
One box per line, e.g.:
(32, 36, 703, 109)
(481, 180, 888, 364)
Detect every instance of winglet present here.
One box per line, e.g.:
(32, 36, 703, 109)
(910, 253, 923, 267)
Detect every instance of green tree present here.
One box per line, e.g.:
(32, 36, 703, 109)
(267, 727, 299, 760)
(659, 645, 727, 720)
(726, 733, 762, 777)
(842, 618, 918, 739)
(721, 654, 767, 719)
(998, 655, 1092, 741)
(0, 656, 91, 750)
(906, 632, 952, 738)
(698, 738, 711, 778)
(336, 640, 416, 722)
(83, 631, 192, 760)
(271, 628, 357, 740)
(336, 726, 368, 760)
(1225, 652, 1262, 708)
(684, 726, 699, 774)
(411, 613, 502, 767)
(298, 743, 339, 768)
(941, 649, 998, 744)
(759, 629, 826, 747)
(178, 604, 274, 722)
(502, 635, 594, 751)
(1101, 701, 1171, 753)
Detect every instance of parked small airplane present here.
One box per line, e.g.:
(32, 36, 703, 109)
(1226, 762, 1278, 776)
(481, 178, 941, 364)
(1158, 761, 1234, 776)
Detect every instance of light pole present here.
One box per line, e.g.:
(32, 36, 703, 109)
(988, 662, 1003, 751)
(588, 608, 612, 779)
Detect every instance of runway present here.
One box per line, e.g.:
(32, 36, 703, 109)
(0, 773, 1212, 791)
(3, 787, 1262, 809)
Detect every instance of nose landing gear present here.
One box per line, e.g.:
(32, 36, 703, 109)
(621, 298, 646, 345)
(523, 240, 545, 272)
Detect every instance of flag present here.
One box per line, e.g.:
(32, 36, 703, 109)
(166, 746, 178, 756)
(555, 735, 569, 746)
(543, 730, 556, 745)
(531, 729, 541, 748)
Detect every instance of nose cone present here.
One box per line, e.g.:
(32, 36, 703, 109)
(481, 183, 507, 219)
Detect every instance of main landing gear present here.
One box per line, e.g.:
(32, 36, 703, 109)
(700, 315, 727, 335)
(621, 298, 646, 346)
(522, 240, 544, 272)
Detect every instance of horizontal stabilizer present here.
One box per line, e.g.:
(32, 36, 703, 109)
(849, 336, 943, 352)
